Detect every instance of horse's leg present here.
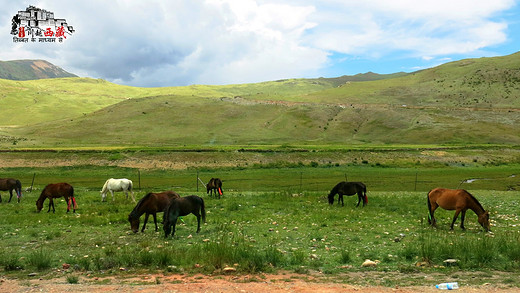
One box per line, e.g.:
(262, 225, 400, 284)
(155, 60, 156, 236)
(170, 217, 178, 237)
(195, 213, 201, 233)
(130, 190, 136, 202)
(152, 213, 158, 232)
(142, 213, 150, 232)
(110, 190, 115, 202)
(48, 198, 54, 213)
(163, 218, 172, 238)
(0, 192, 2, 203)
(152, 213, 159, 232)
(460, 210, 467, 230)
(356, 193, 361, 207)
(8, 190, 14, 203)
(450, 209, 462, 230)
(429, 203, 438, 227)
(66, 197, 70, 213)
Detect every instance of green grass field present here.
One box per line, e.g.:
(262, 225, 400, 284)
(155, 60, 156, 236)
(0, 163, 519, 287)
(0, 188, 519, 287)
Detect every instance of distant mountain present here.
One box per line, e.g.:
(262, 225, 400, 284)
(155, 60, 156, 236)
(0, 59, 77, 80)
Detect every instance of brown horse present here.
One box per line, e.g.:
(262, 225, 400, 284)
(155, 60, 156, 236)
(427, 188, 490, 232)
(328, 181, 367, 207)
(128, 190, 180, 233)
(0, 178, 22, 203)
(163, 195, 206, 238)
(207, 178, 223, 199)
(36, 183, 77, 213)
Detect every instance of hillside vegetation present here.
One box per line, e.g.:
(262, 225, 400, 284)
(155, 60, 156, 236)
(0, 52, 519, 147)
(0, 59, 76, 80)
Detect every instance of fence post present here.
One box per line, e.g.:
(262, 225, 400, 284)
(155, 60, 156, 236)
(197, 171, 199, 192)
(29, 173, 36, 192)
(138, 169, 141, 190)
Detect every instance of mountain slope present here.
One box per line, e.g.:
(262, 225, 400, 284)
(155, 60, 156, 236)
(0, 60, 77, 80)
(1, 52, 519, 147)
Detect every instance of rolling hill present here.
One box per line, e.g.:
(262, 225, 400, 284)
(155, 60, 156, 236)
(0, 60, 77, 80)
(0, 53, 519, 148)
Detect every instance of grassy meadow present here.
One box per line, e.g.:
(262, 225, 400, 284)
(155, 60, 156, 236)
(0, 162, 519, 287)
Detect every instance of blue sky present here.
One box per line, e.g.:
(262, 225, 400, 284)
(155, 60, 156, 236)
(1, 0, 519, 87)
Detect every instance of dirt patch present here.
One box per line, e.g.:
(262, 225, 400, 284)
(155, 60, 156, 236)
(1, 273, 517, 293)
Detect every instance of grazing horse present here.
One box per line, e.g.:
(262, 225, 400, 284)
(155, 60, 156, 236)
(328, 181, 367, 207)
(427, 188, 491, 232)
(128, 190, 180, 233)
(36, 183, 77, 213)
(100, 178, 136, 202)
(0, 178, 22, 203)
(163, 195, 206, 238)
(207, 178, 223, 199)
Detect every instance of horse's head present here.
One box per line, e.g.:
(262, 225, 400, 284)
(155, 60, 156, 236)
(35, 199, 43, 212)
(327, 193, 334, 205)
(478, 210, 491, 232)
(100, 190, 107, 202)
(128, 214, 139, 233)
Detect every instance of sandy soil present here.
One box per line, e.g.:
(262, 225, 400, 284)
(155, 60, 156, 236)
(1, 273, 518, 293)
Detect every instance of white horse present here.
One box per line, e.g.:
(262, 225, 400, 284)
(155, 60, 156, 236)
(100, 178, 136, 202)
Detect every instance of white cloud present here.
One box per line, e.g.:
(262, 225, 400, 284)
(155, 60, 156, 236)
(306, 0, 515, 57)
(0, 0, 516, 86)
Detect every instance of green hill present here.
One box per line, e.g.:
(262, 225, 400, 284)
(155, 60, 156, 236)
(0, 53, 519, 147)
(0, 60, 77, 80)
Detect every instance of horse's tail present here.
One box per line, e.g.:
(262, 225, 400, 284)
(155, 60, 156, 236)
(128, 180, 133, 191)
(427, 190, 432, 223)
(70, 185, 78, 209)
(15, 179, 22, 198)
(200, 197, 206, 223)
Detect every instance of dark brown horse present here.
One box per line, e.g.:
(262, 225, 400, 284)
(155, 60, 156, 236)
(36, 183, 77, 213)
(427, 188, 490, 232)
(0, 178, 22, 203)
(128, 190, 180, 233)
(164, 195, 206, 238)
(207, 178, 223, 199)
(328, 181, 367, 207)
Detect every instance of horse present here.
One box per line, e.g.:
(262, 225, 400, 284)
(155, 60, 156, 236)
(427, 188, 491, 232)
(0, 178, 22, 203)
(328, 181, 367, 207)
(36, 183, 77, 213)
(128, 190, 180, 233)
(207, 178, 223, 199)
(163, 195, 206, 238)
(100, 178, 136, 202)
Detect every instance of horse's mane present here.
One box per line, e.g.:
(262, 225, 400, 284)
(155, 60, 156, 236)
(101, 178, 112, 193)
(465, 190, 485, 211)
(129, 192, 153, 218)
(329, 182, 342, 195)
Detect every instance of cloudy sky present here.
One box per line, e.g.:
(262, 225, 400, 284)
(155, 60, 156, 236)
(1, 0, 519, 87)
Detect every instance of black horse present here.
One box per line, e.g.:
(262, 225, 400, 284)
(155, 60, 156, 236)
(163, 195, 206, 238)
(328, 181, 367, 207)
(0, 178, 22, 203)
(128, 190, 180, 233)
(207, 178, 223, 199)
